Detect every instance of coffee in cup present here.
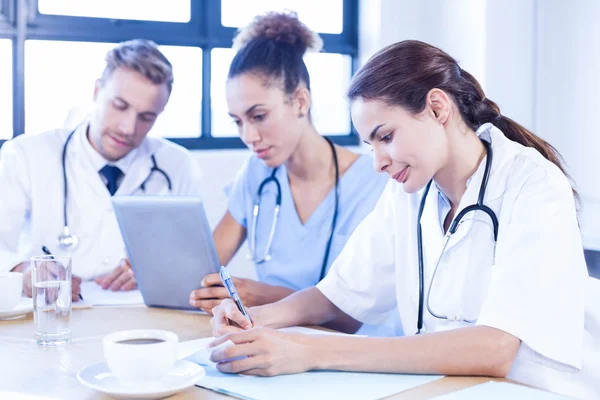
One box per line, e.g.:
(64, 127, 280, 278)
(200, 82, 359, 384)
(103, 329, 178, 383)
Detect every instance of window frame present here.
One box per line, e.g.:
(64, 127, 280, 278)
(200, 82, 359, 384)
(0, 0, 359, 149)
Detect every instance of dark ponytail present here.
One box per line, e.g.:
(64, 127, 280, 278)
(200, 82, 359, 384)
(228, 11, 323, 95)
(348, 40, 578, 202)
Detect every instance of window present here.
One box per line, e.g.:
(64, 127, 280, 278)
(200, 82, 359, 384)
(0, 0, 358, 148)
(25, 41, 114, 135)
(210, 48, 236, 138)
(0, 39, 11, 140)
(221, 0, 344, 34)
(38, 0, 191, 23)
(25, 41, 202, 137)
(211, 48, 352, 138)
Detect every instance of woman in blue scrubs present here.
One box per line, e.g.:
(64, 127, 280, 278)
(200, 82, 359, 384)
(188, 12, 389, 332)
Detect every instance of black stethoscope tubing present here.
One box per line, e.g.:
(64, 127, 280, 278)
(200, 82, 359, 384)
(252, 137, 339, 282)
(416, 140, 499, 334)
(59, 128, 172, 248)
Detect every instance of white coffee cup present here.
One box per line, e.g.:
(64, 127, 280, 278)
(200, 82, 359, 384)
(0, 272, 23, 311)
(103, 329, 179, 383)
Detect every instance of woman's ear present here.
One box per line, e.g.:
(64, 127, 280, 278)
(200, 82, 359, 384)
(293, 87, 311, 119)
(426, 89, 451, 125)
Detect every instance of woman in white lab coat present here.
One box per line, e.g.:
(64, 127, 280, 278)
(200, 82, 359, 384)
(209, 40, 600, 399)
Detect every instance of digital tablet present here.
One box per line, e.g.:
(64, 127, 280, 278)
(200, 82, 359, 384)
(112, 196, 220, 310)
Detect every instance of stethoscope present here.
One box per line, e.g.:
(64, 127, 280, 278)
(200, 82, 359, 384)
(58, 128, 173, 251)
(416, 139, 499, 334)
(248, 137, 339, 282)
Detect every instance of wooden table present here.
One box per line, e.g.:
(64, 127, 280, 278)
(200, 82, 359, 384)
(0, 306, 508, 399)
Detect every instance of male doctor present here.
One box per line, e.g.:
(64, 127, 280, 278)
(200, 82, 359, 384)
(0, 39, 203, 299)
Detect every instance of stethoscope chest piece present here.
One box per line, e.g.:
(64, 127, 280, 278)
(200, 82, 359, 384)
(57, 226, 79, 251)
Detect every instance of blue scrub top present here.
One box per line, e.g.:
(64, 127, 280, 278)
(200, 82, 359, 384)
(227, 153, 388, 291)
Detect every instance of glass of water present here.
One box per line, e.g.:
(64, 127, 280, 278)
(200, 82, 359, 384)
(31, 255, 72, 346)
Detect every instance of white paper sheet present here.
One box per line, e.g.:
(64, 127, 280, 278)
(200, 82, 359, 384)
(198, 368, 442, 400)
(433, 381, 572, 399)
(77, 281, 144, 307)
(0, 391, 61, 400)
(178, 337, 239, 366)
(178, 336, 214, 361)
(179, 327, 443, 400)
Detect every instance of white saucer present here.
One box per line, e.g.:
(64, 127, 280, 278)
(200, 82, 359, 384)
(77, 359, 205, 399)
(0, 298, 33, 320)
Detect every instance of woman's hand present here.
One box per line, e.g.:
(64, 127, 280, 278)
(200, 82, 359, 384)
(210, 298, 257, 336)
(189, 273, 294, 314)
(209, 327, 316, 376)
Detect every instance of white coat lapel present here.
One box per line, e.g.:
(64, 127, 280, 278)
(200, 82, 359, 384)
(65, 133, 113, 249)
(68, 129, 111, 200)
(419, 183, 446, 272)
(443, 124, 509, 253)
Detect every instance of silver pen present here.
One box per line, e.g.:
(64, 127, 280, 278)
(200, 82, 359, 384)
(219, 266, 252, 323)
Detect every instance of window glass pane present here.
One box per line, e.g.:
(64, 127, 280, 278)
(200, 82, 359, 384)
(211, 48, 351, 138)
(304, 53, 352, 136)
(38, 0, 191, 23)
(149, 46, 202, 138)
(0, 39, 12, 140)
(25, 41, 201, 138)
(221, 0, 343, 34)
(210, 48, 236, 138)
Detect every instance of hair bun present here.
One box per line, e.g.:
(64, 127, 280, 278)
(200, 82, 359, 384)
(233, 10, 323, 54)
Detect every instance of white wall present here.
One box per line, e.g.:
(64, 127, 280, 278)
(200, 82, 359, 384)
(534, 0, 600, 250)
(359, 0, 535, 128)
(358, 0, 600, 250)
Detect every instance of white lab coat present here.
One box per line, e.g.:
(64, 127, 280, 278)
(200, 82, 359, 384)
(0, 124, 203, 279)
(317, 123, 600, 399)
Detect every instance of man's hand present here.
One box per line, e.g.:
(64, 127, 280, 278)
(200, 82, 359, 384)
(18, 262, 82, 301)
(95, 259, 137, 291)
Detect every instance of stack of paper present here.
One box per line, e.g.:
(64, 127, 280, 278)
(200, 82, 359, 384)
(75, 281, 144, 307)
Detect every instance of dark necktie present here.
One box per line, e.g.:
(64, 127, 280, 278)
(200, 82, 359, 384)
(99, 165, 123, 196)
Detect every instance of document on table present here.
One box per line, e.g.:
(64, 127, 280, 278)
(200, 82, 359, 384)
(0, 391, 62, 400)
(76, 281, 144, 307)
(432, 381, 572, 399)
(179, 327, 443, 400)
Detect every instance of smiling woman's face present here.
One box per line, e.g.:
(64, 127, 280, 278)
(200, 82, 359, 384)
(226, 73, 307, 168)
(351, 98, 448, 193)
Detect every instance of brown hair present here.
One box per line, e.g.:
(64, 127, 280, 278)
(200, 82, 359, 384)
(348, 40, 578, 202)
(229, 11, 323, 94)
(100, 39, 173, 93)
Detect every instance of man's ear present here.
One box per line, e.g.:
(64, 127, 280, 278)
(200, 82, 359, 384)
(93, 79, 102, 102)
(426, 88, 451, 125)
